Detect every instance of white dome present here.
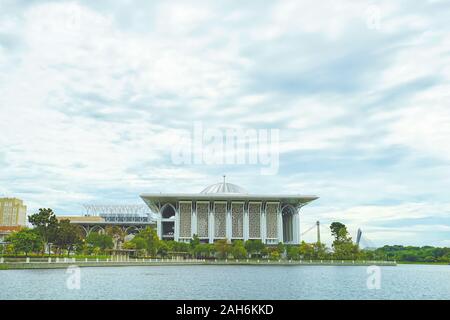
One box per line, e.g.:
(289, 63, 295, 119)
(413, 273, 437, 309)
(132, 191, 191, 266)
(200, 182, 247, 194)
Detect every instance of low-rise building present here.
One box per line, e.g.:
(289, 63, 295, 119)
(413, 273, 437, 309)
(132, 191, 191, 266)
(0, 226, 23, 242)
(57, 213, 155, 237)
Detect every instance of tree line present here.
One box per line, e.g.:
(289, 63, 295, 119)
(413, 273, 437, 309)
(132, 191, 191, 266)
(3, 208, 449, 263)
(362, 245, 450, 263)
(3, 208, 115, 256)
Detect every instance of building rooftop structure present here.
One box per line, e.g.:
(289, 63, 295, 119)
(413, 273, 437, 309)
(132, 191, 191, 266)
(140, 181, 318, 213)
(200, 182, 248, 194)
(56, 216, 105, 223)
(0, 225, 23, 242)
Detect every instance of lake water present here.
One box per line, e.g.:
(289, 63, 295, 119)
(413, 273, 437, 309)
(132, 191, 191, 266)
(1, 264, 449, 300)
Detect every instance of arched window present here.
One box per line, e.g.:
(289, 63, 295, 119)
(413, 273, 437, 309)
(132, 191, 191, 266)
(161, 205, 176, 219)
(282, 206, 295, 243)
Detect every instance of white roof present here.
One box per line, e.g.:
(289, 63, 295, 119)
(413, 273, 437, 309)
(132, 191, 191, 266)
(140, 181, 318, 212)
(200, 182, 248, 194)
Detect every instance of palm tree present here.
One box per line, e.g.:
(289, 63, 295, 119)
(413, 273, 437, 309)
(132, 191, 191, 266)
(105, 226, 127, 250)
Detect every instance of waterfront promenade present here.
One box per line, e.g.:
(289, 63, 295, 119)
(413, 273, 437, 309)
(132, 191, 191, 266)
(0, 257, 396, 269)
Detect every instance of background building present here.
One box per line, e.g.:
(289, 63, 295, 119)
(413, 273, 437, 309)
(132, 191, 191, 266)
(0, 198, 27, 227)
(58, 205, 157, 237)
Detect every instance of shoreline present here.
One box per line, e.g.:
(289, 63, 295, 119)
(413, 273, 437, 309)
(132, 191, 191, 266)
(397, 261, 450, 265)
(0, 260, 396, 270)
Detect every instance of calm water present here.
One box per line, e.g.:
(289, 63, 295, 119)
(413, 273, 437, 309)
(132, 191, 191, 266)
(1, 264, 449, 300)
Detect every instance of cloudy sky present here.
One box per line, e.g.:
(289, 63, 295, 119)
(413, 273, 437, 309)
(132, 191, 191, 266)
(1, 0, 449, 247)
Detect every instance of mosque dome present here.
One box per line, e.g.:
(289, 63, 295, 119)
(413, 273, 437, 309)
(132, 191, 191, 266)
(200, 181, 247, 194)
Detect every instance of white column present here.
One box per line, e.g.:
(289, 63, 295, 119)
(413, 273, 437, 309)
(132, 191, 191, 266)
(261, 204, 266, 244)
(191, 207, 197, 237)
(174, 207, 180, 242)
(157, 217, 162, 239)
(226, 203, 232, 242)
(243, 203, 249, 241)
(293, 213, 300, 244)
(277, 210, 283, 244)
(208, 206, 214, 243)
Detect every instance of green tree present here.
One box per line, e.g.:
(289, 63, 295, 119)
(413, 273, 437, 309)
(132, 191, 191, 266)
(261, 246, 269, 258)
(158, 240, 170, 257)
(269, 249, 280, 260)
(86, 232, 114, 253)
(330, 222, 347, 242)
(28, 208, 59, 254)
(172, 241, 190, 254)
(92, 246, 101, 256)
(286, 245, 300, 260)
(105, 226, 127, 250)
(190, 234, 200, 250)
(122, 241, 136, 250)
(333, 241, 359, 260)
(126, 237, 147, 257)
(131, 237, 147, 250)
(206, 244, 216, 258)
(244, 239, 265, 258)
(313, 241, 329, 259)
(298, 241, 314, 259)
(54, 219, 83, 256)
(231, 240, 247, 259)
(6, 228, 42, 256)
(194, 243, 215, 259)
(132, 226, 160, 256)
(214, 239, 231, 259)
(276, 242, 285, 255)
(364, 245, 450, 263)
(330, 222, 359, 260)
(193, 243, 204, 258)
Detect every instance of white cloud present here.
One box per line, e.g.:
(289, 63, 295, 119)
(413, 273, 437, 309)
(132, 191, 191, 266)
(154, 2, 214, 35)
(0, 1, 449, 246)
(385, 90, 450, 160)
(300, 203, 450, 246)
